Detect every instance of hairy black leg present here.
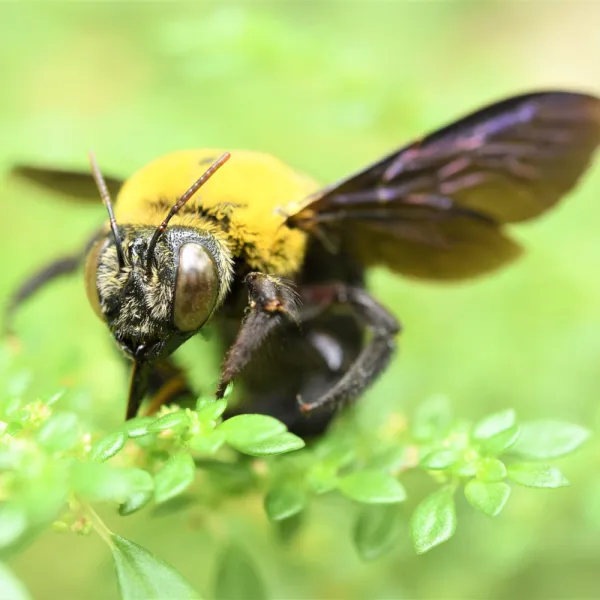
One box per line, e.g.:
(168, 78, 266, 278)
(297, 284, 401, 413)
(215, 272, 300, 398)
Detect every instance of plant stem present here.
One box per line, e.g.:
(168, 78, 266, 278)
(83, 501, 114, 548)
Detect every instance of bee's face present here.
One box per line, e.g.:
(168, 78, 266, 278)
(85, 225, 229, 362)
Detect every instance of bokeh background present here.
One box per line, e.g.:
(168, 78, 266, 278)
(2, 2, 600, 599)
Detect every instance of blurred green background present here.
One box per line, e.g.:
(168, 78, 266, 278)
(2, 2, 600, 599)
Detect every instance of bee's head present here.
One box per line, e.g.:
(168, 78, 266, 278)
(84, 152, 232, 363)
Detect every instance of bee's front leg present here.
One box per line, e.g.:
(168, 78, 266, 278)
(215, 272, 300, 398)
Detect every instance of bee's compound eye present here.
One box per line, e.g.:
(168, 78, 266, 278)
(173, 243, 218, 331)
(84, 240, 104, 320)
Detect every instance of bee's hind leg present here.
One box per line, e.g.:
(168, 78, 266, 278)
(215, 275, 401, 418)
(296, 284, 401, 413)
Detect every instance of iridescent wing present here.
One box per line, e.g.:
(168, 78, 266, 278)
(286, 91, 600, 280)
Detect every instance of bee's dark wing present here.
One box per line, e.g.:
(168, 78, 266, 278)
(10, 164, 124, 202)
(286, 91, 600, 280)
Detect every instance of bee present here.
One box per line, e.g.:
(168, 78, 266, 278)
(7, 91, 600, 435)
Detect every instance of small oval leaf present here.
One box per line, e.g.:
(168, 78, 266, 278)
(353, 504, 403, 561)
(123, 417, 156, 439)
(219, 414, 286, 450)
(71, 463, 154, 503)
(338, 471, 407, 504)
(154, 453, 196, 504)
(196, 400, 227, 423)
(410, 487, 457, 554)
(90, 431, 127, 462)
(476, 458, 507, 483)
(511, 420, 590, 460)
(186, 430, 226, 454)
(420, 449, 459, 470)
(232, 432, 305, 457)
(507, 463, 570, 488)
(111, 534, 201, 600)
(472, 409, 516, 440)
(119, 490, 154, 517)
(464, 480, 511, 517)
(36, 412, 80, 453)
(264, 484, 307, 522)
(479, 425, 520, 457)
(214, 544, 266, 600)
(148, 411, 191, 433)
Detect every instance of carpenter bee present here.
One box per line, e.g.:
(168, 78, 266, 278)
(7, 91, 600, 435)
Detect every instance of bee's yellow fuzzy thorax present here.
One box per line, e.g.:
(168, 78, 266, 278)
(114, 149, 320, 276)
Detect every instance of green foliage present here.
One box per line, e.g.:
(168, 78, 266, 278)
(0, 350, 591, 597)
(410, 487, 457, 554)
(111, 534, 201, 600)
(338, 471, 407, 504)
(214, 545, 267, 600)
(0, 562, 31, 600)
(264, 483, 307, 522)
(353, 504, 404, 561)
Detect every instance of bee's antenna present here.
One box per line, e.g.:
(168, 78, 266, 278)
(146, 152, 231, 271)
(89, 151, 126, 269)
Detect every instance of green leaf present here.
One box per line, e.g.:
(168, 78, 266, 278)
(196, 400, 227, 422)
(464, 481, 510, 517)
(219, 414, 286, 450)
(123, 417, 156, 439)
(275, 511, 304, 544)
(232, 432, 305, 457)
(479, 425, 520, 457)
(36, 412, 80, 452)
(338, 471, 407, 504)
(353, 504, 403, 561)
(472, 408, 516, 440)
(507, 463, 570, 488)
(511, 420, 590, 460)
(0, 505, 27, 549)
(412, 395, 452, 441)
(410, 487, 457, 554)
(476, 458, 507, 483)
(195, 459, 255, 493)
(5, 423, 22, 437)
(119, 491, 154, 517)
(452, 459, 478, 477)
(306, 464, 338, 494)
(214, 545, 266, 600)
(111, 534, 201, 600)
(0, 562, 32, 600)
(420, 449, 459, 470)
(264, 484, 307, 522)
(90, 431, 127, 462)
(148, 411, 191, 433)
(71, 463, 154, 503)
(154, 453, 196, 504)
(186, 430, 226, 454)
(1, 398, 21, 420)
